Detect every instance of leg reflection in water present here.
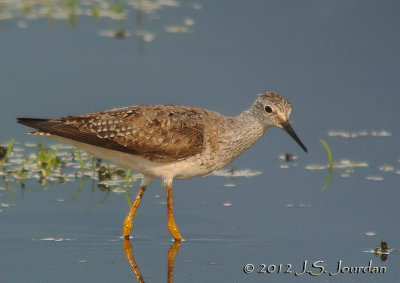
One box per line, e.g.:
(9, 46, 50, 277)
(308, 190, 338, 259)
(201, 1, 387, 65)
(123, 238, 182, 283)
(167, 241, 182, 283)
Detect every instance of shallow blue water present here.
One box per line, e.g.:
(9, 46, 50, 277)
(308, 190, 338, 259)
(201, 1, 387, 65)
(1, 1, 399, 282)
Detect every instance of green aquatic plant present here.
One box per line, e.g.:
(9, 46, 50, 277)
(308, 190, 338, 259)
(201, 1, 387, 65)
(0, 138, 14, 168)
(71, 176, 85, 201)
(111, 1, 125, 14)
(89, 155, 95, 176)
(0, 139, 16, 197)
(0, 140, 136, 203)
(72, 148, 85, 175)
(97, 165, 112, 181)
(20, 0, 33, 16)
(6, 166, 28, 186)
(91, 5, 101, 19)
(64, 0, 78, 13)
(320, 139, 333, 168)
(36, 142, 63, 185)
(125, 169, 135, 206)
(320, 139, 333, 192)
(42, 2, 54, 18)
(125, 169, 133, 187)
(88, 155, 103, 177)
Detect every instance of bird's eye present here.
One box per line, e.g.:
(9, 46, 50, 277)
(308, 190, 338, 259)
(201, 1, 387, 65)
(264, 105, 273, 113)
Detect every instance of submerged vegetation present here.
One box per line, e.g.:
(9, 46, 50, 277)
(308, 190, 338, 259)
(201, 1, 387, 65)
(0, 140, 137, 204)
(0, 139, 263, 209)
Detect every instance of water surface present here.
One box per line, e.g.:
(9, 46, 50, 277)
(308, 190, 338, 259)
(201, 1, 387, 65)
(1, 1, 399, 282)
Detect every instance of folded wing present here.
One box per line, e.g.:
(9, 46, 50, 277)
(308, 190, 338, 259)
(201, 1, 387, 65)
(17, 105, 206, 162)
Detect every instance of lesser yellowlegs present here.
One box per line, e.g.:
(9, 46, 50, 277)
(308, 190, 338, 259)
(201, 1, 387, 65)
(17, 91, 307, 241)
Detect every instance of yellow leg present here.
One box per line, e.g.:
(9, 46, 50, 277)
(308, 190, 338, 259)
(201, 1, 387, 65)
(123, 185, 147, 239)
(166, 183, 183, 241)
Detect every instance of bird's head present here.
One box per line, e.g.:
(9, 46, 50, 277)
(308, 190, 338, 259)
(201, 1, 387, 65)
(253, 91, 308, 152)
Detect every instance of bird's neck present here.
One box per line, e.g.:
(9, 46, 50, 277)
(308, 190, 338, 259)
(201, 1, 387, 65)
(218, 109, 268, 162)
(234, 108, 268, 142)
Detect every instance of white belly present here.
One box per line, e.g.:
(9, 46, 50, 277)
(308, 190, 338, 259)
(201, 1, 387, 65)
(50, 136, 212, 181)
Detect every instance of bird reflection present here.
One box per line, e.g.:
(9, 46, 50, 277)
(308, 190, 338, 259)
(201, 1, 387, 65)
(167, 241, 182, 283)
(123, 238, 182, 282)
(123, 238, 144, 282)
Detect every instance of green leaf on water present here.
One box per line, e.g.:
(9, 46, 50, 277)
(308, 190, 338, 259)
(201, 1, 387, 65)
(320, 139, 333, 192)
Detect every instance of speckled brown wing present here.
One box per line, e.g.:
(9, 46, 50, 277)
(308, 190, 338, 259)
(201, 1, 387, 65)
(17, 105, 206, 162)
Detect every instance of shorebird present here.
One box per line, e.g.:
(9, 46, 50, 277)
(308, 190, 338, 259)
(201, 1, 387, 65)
(17, 91, 307, 241)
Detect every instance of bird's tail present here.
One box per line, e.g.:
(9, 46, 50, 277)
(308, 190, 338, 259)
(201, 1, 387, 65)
(16, 118, 52, 135)
(16, 118, 48, 128)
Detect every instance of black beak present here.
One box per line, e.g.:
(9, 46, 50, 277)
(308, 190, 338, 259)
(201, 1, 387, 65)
(281, 121, 308, 153)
